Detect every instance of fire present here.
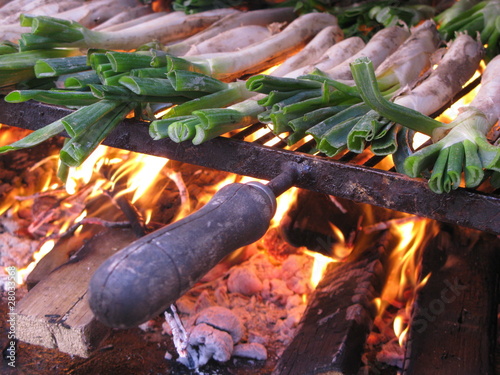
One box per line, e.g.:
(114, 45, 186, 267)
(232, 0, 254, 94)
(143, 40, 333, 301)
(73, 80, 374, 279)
(14, 239, 55, 284)
(65, 145, 109, 195)
(114, 153, 169, 204)
(376, 216, 438, 346)
(3, 138, 181, 284)
(303, 250, 334, 288)
(393, 314, 408, 347)
(271, 186, 299, 226)
(259, 63, 281, 75)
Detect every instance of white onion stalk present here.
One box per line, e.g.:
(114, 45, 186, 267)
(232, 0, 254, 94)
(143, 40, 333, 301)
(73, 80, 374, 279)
(95, 12, 167, 33)
(393, 33, 484, 117)
(48, 0, 140, 28)
(92, 5, 153, 32)
(324, 25, 410, 81)
(7, 1, 82, 23)
(184, 25, 272, 56)
(0, 0, 82, 24)
(284, 36, 366, 78)
(270, 24, 344, 77)
(19, 8, 238, 51)
(163, 7, 297, 56)
(374, 20, 441, 91)
(170, 13, 339, 81)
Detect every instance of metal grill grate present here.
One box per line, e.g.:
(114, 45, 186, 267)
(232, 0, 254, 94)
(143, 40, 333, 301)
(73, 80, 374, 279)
(0, 97, 499, 234)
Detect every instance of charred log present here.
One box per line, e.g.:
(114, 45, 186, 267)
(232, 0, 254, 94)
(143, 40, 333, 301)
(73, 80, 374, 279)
(403, 224, 500, 375)
(274, 232, 389, 375)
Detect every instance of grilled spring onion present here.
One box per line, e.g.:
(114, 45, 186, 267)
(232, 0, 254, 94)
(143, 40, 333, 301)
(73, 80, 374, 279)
(270, 24, 344, 77)
(0, 48, 81, 88)
(4, 89, 99, 107)
(18, 9, 238, 51)
(34, 55, 89, 77)
(0, 119, 65, 154)
(322, 25, 410, 82)
(349, 33, 483, 135)
(163, 7, 297, 56)
(0, 41, 18, 55)
(158, 81, 254, 120)
(149, 99, 264, 145)
(249, 20, 439, 153)
(155, 13, 339, 81)
(351, 53, 499, 194)
(60, 101, 137, 167)
(184, 25, 272, 56)
(283, 36, 366, 79)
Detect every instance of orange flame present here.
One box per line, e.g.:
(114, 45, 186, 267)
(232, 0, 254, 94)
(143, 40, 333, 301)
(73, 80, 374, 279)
(377, 217, 438, 346)
(303, 250, 335, 289)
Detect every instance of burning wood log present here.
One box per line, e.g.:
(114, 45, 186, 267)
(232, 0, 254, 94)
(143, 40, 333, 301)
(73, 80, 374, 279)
(402, 224, 500, 375)
(274, 232, 389, 375)
(15, 227, 139, 358)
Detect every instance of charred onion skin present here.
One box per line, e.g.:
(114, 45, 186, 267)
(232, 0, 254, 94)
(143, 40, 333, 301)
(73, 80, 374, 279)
(89, 181, 276, 328)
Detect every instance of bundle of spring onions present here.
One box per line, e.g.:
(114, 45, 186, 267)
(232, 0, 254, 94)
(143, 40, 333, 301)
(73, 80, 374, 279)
(149, 13, 343, 145)
(350, 52, 499, 194)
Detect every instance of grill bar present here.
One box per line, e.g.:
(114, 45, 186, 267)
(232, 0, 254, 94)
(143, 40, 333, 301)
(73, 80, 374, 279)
(1, 98, 499, 234)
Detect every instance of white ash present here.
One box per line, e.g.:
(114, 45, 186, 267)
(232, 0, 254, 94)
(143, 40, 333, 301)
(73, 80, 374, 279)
(164, 351, 173, 361)
(138, 319, 156, 332)
(0, 231, 38, 270)
(163, 249, 316, 369)
(376, 338, 404, 368)
(227, 266, 263, 296)
(179, 323, 234, 368)
(232, 343, 267, 361)
(195, 306, 244, 343)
